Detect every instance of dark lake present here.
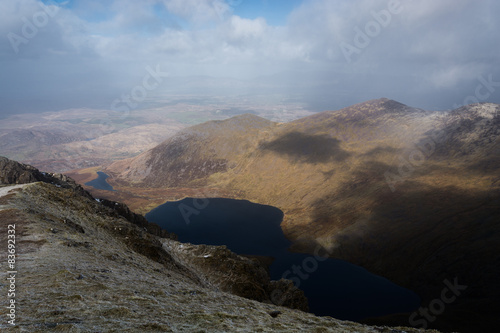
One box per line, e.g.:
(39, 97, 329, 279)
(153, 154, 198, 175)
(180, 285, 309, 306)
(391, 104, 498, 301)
(85, 171, 114, 191)
(145, 197, 420, 321)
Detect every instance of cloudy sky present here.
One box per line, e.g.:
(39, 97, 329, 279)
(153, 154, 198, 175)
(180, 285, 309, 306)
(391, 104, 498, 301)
(1, 0, 499, 117)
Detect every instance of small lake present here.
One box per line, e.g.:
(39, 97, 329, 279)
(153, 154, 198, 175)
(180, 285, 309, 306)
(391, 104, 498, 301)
(145, 198, 420, 321)
(85, 171, 115, 191)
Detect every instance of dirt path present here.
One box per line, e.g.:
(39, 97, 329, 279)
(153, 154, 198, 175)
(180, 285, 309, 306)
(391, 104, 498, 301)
(0, 184, 29, 209)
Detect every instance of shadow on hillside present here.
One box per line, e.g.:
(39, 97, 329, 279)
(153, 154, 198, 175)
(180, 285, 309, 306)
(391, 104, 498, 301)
(310, 179, 500, 333)
(259, 131, 350, 164)
(360, 145, 400, 157)
(467, 155, 500, 175)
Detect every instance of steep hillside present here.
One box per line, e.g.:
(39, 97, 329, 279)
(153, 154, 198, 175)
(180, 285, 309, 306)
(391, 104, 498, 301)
(95, 98, 500, 332)
(0, 157, 439, 332)
(107, 113, 276, 187)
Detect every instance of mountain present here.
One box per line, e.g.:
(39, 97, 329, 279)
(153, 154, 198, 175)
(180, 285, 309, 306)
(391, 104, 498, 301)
(0, 157, 438, 332)
(87, 98, 500, 332)
(0, 97, 314, 173)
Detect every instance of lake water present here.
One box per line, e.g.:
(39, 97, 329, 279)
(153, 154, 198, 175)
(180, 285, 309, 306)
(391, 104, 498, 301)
(85, 171, 115, 191)
(145, 198, 421, 321)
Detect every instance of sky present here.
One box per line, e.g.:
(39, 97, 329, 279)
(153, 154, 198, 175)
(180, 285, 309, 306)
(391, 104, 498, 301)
(1, 0, 499, 117)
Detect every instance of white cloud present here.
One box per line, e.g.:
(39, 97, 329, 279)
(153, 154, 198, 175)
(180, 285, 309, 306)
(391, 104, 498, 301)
(227, 16, 266, 42)
(0, 0, 499, 115)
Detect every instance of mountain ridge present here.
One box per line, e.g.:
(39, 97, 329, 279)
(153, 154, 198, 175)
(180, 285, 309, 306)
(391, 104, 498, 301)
(80, 99, 500, 332)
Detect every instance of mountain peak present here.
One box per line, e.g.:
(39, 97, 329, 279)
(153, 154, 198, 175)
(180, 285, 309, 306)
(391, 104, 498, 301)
(182, 113, 275, 139)
(343, 98, 410, 112)
(453, 102, 500, 119)
(211, 113, 274, 128)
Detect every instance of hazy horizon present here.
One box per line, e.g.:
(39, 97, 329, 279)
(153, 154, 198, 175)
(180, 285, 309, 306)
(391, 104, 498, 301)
(1, 0, 499, 118)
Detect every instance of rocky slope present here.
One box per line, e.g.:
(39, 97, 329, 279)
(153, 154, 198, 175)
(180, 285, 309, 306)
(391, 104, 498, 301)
(0, 157, 440, 332)
(92, 99, 500, 332)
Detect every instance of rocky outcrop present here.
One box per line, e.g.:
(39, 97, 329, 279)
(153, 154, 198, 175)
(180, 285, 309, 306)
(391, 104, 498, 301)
(0, 156, 92, 199)
(267, 279, 310, 311)
(99, 198, 177, 240)
(162, 241, 309, 312)
(0, 156, 45, 184)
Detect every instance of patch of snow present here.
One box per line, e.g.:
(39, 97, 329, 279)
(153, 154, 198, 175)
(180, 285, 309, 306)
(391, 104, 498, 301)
(476, 104, 498, 119)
